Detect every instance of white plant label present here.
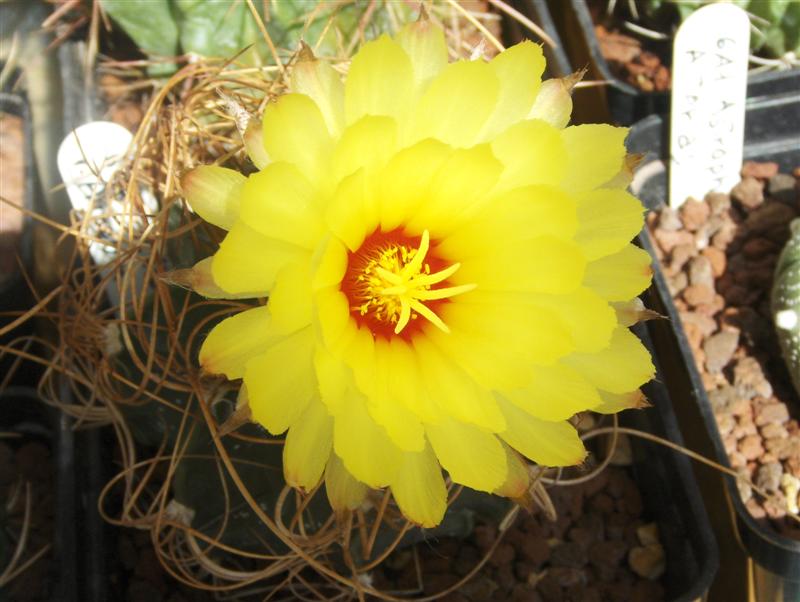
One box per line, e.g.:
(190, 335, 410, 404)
(669, 2, 749, 208)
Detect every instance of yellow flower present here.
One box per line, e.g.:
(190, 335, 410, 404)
(181, 20, 654, 527)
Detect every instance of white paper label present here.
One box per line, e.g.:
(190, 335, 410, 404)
(669, 2, 749, 208)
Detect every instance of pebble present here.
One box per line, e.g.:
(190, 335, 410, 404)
(701, 246, 727, 277)
(755, 462, 784, 493)
(688, 255, 714, 288)
(741, 161, 779, 180)
(738, 435, 764, 461)
(628, 544, 665, 580)
(703, 330, 739, 373)
(657, 206, 683, 231)
(679, 199, 710, 232)
(736, 468, 753, 503)
(706, 192, 732, 216)
(733, 357, 773, 399)
(683, 283, 715, 307)
(731, 176, 765, 210)
(768, 173, 798, 204)
(755, 403, 790, 426)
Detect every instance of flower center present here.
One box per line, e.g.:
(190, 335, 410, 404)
(341, 228, 475, 339)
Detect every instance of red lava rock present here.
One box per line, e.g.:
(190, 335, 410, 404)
(683, 283, 715, 307)
(588, 540, 628, 581)
(590, 493, 615, 515)
(738, 435, 764, 461)
(731, 176, 765, 210)
(744, 202, 795, 233)
(489, 542, 516, 568)
(755, 403, 790, 426)
(741, 161, 779, 180)
(679, 199, 710, 231)
(520, 536, 551, 566)
(742, 237, 778, 259)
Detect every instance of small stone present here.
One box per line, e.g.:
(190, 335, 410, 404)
(658, 206, 683, 231)
(708, 384, 737, 413)
(741, 161, 779, 180)
(731, 176, 765, 210)
(667, 271, 688, 295)
(520, 536, 550, 566)
(744, 202, 795, 234)
(736, 468, 753, 503)
(738, 435, 764, 461)
(755, 461, 783, 493)
(667, 243, 696, 275)
(716, 413, 736, 436)
(755, 403, 790, 426)
(654, 228, 694, 253)
(628, 544, 666, 579)
(711, 221, 737, 250)
(679, 311, 717, 336)
(730, 451, 747, 469)
(636, 523, 660, 546)
(706, 192, 732, 216)
(733, 357, 773, 399)
(461, 576, 499, 600)
(588, 540, 628, 581)
(488, 542, 515, 568)
(679, 198, 710, 231)
(768, 173, 798, 204)
(761, 423, 788, 440)
(548, 567, 586, 588)
(688, 255, 714, 288)
(780, 473, 800, 515)
(765, 437, 800, 460)
(701, 246, 727, 277)
(764, 491, 788, 519)
(742, 237, 777, 259)
(703, 330, 739, 373)
(683, 283, 715, 307)
(746, 497, 767, 519)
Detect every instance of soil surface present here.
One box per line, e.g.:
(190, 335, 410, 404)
(374, 465, 666, 602)
(647, 162, 800, 537)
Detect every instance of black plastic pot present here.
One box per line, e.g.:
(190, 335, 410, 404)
(557, 0, 800, 125)
(623, 324, 719, 601)
(514, 0, 573, 78)
(630, 91, 800, 600)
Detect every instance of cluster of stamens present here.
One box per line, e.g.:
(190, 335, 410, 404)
(345, 230, 475, 336)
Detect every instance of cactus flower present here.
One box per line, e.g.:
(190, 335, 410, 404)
(180, 19, 654, 527)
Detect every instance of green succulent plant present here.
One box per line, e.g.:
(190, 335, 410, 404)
(633, 0, 800, 60)
(101, 0, 411, 76)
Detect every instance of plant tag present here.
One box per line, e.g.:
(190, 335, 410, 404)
(669, 2, 749, 208)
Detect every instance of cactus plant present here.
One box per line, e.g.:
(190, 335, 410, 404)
(772, 218, 800, 396)
(627, 0, 800, 60)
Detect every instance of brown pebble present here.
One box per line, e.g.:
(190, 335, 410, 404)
(738, 435, 764, 461)
(703, 330, 739, 373)
(489, 543, 515, 568)
(741, 161, 779, 180)
(683, 283, 715, 307)
(520, 536, 550, 566)
(731, 176, 765, 210)
(755, 403, 790, 426)
(701, 246, 727, 277)
(679, 198, 710, 231)
(706, 192, 732, 216)
(654, 228, 694, 253)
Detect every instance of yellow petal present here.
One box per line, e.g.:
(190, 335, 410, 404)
(244, 326, 315, 434)
(291, 55, 345, 136)
(413, 336, 506, 432)
(314, 345, 352, 415)
(283, 397, 333, 491)
(502, 362, 602, 421)
(311, 235, 348, 293)
(262, 93, 332, 183)
(391, 443, 447, 528)
(451, 235, 586, 295)
(574, 188, 645, 261)
(368, 338, 426, 451)
(238, 162, 324, 249)
(396, 18, 448, 89)
(528, 287, 616, 353)
(564, 326, 655, 394)
(494, 445, 530, 500)
(583, 244, 652, 301)
(333, 392, 401, 487)
(497, 397, 587, 467)
(443, 296, 574, 365)
(561, 124, 628, 193)
(405, 144, 503, 238)
(181, 166, 245, 230)
(378, 138, 451, 232)
(165, 257, 259, 299)
(594, 389, 649, 414)
(268, 260, 312, 334)
(481, 41, 545, 140)
(426, 418, 507, 492)
(409, 59, 500, 148)
(332, 115, 398, 183)
(199, 305, 277, 379)
(314, 288, 352, 351)
(345, 35, 413, 125)
(325, 169, 373, 252)
(243, 120, 269, 170)
(437, 184, 578, 259)
(491, 119, 566, 192)
(211, 222, 306, 294)
(325, 453, 367, 513)
(386, 338, 442, 423)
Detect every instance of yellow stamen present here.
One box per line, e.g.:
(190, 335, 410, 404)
(355, 230, 475, 335)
